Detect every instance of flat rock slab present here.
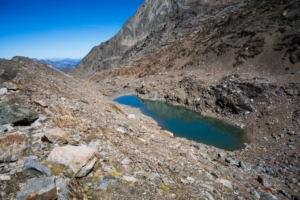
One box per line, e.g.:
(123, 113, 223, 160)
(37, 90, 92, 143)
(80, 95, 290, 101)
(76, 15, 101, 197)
(0, 134, 28, 163)
(44, 129, 68, 144)
(0, 104, 39, 125)
(47, 145, 97, 177)
(23, 158, 51, 176)
(17, 177, 57, 200)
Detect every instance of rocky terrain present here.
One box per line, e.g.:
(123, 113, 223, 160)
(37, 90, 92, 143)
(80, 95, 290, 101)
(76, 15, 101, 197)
(0, 53, 297, 199)
(1, 0, 300, 199)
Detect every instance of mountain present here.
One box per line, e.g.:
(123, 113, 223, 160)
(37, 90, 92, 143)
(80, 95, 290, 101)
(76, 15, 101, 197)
(70, 0, 246, 78)
(32, 58, 81, 71)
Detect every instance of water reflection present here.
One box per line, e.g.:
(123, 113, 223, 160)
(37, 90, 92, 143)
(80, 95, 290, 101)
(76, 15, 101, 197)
(114, 95, 246, 151)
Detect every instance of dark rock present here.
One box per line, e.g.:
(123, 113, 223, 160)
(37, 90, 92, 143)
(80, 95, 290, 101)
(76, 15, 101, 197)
(23, 158, 51, 176)
(252, 166, 265, 173)
(16, 177, 57, 200)
(279, 190, 290, 199)
(218, 152, 226, 160)
(291, 195, 300, 200)
(225, 157, 239, 166)
(259, 192, 276, 200)
(257, 175, 270, 187)
(0, 105, 39, 125)
(239, 161, 248, 170)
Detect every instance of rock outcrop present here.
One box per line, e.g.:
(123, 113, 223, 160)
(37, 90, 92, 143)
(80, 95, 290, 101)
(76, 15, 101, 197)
(70, 0, 244, 78)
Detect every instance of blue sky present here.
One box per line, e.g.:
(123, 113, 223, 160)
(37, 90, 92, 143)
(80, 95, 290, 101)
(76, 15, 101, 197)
(0, 0, 144, 59)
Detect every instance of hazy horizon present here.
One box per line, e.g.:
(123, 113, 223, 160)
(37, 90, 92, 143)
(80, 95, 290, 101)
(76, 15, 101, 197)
(0, 0, 144, 59)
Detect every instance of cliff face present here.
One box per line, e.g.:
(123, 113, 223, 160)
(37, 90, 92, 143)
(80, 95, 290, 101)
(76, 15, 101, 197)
(71, 0, 244, 78)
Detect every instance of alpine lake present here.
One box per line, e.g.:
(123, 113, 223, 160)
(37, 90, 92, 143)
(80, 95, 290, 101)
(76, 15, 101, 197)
(114, 95, 248, 151)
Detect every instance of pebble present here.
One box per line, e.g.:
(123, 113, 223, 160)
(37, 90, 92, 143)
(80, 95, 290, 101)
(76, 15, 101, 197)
(0, 88, 7, 95)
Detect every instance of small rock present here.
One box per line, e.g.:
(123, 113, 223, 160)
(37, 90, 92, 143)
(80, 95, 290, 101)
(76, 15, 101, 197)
(0, 104, 39, 125)
(216, 178, 233, 190)
(128, 114, 135, 119)
(122, 176, 138, 183)
(34, 100, 48, 108)
(2, 82, 21, 90)
(258, 175, 270, 187)
(23, 158, 51, 176)
(96, 176, 116, 190)
(0, 88, 7, 95)
(148, 173, 160, 180)
(259, 192, 277, 200)
(164, 130, 174, 137)
(287, 131, 295, 135)
(0, 174, 11, 181)
(44, 129, 68, 144)
(47, 145, 97, 177)
(0, 134, 28, 163)
(239, 161, 248, 170)
(16, 177, 57, 200)
(225, 157, 239, 166)
(218, 152, 226, 160)
(0, 125, 7, 134)
(253, 166, 265, 173)
(121, 157, 132, 165)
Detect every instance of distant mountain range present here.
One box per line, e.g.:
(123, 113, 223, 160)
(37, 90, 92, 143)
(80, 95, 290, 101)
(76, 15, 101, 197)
(31, 58, 81, 71)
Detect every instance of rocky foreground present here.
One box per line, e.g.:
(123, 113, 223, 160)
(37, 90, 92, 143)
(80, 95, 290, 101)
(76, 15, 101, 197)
(0, 55, 299, 200)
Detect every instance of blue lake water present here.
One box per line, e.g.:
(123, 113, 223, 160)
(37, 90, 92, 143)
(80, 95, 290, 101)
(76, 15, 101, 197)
(114, 95, 247, 151)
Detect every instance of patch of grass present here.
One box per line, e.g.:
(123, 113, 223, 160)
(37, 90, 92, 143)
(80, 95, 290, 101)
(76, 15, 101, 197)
(42, 160, 67, 176)
(108, 169, 122, 177)
(159, 184, 169, 194)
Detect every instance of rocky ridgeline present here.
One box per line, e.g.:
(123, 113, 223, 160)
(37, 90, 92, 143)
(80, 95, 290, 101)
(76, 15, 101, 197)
(1, 57, 299, 199)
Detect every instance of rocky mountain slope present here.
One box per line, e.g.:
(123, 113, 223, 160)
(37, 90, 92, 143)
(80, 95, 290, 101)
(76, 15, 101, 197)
(3, 57, 298, 199)
(70, 0, 246, 78)
(32, 58, 81, 72)
(72, 0, 300, 198)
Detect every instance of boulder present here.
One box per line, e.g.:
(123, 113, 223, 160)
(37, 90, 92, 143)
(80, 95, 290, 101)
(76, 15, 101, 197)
(47, 145, 97, 177)
(56, 178, 87, 200)
(23, 158, 51, 176)
(16, 177, 57, 200)
(0, 104, 39, 125)
(0, 134, 28, 163)
(44, 129, 68, 144)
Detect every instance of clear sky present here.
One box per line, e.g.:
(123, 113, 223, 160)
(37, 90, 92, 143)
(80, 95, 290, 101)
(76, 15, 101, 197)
(0, 0, 145, 59)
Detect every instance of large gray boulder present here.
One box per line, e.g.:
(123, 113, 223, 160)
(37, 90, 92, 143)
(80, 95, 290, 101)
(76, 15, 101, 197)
(23, 158, 51, 176)
(0, 104, 39, 125)
(16, 177, 57, 200)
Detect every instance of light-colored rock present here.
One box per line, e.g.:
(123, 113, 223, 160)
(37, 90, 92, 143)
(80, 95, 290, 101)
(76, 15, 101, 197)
(0, 88, 7, 95)
(34, 100, 48, 108)
(44, 129, 68, 144)
(2, 82, 21, 90)
(47, 145, 97, 177)
(0, 134, 28, 163)
(128, 114, 136, 119)
(164, 130, 174, 137)
(0, 174, 11, 181)
(16, 177, 57, 200)
(216, 178, 233, 190)
(122, 176, 138, 183)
